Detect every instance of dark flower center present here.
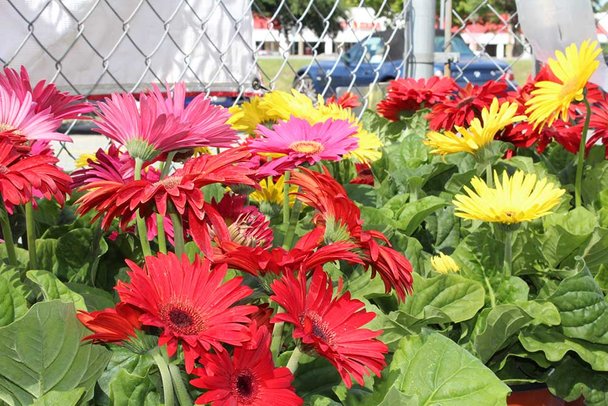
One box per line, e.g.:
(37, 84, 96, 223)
(289, 140, 324, 154)
(233, 370, 259, 403)
(159, 302, 205, 335)
(301, 311, 336, 345)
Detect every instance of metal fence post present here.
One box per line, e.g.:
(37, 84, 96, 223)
(444, 0, 453, 77)
(412, 0, 436, 78)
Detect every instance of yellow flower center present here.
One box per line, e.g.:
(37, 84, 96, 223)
(289, 140, 324, 154)
(0, 123, 16, 133)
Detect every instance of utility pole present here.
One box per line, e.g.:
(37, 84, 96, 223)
(411, 0, 436, 78)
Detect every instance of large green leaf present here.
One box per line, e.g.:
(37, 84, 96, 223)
(547, 356, 608, 405)
(26, 270, 87, 311)
(398, 273, 485, 328)
(519, 325, 608, 371)
(65, 283, 115, 311)
(30, 388, 85, 406)
(395, 196, 446, 236)
(454, 228, 504, 281)
(0, 267, 28, 327)
(293, 354, 342, 401)
(56, 228, 96, 281)
(548, 266, 608, 344)
(391, 331, 510, 405)
(0, 300, 111, 405)
(472, 305, 533, 363)
(542, 207, 596, 267)
(337, 371, 416, 406)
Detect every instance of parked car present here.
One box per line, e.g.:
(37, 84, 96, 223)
(294, 30, 515, 97)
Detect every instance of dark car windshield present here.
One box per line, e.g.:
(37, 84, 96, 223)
(434, 35, 475, 57)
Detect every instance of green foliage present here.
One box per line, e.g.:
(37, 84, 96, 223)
(390, 331, 510, 405)
(0, 267, 28, 327)
(0, 301, 110, 405)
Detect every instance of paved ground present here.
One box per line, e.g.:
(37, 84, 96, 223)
(53, 135, 109, 171)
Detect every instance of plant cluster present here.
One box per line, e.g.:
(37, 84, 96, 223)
(0, 40, 607, 406)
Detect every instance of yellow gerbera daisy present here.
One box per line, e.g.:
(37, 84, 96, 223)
(249, 175, 297, 206)
(526, 40, 601, 130)
(259, 90, 316, 121)
(431, 252, 460, 274)
(313, 101, 383, 163)
(453, 170, 565, 224)
(227, 96, 272, 134)
(74, 153, 98, 168)
(424, 98, 524, 156)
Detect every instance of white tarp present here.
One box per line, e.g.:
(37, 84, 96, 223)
(516, 0, 608, 90)
(0, 0, 256, 94)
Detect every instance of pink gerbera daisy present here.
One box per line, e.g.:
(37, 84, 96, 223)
(270, 269, 388, 388)
(249, 117, 358, 176)
(0, 66, 93, 120)
(93, 92, 192, 161)
(0, 86, 67, 141)
(116, 252, 256, 372)
(147, 83, 238, 148)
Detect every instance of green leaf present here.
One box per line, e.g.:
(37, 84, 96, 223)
(109, 368, 160, 406)
(472, 305, 533, 363)
(548, 265, 608, 344)
(542, 207, 597, 267)
(35, 238, 58, 273)
(454, 227, 504, 281)
(96, 348, 155, 405)
(398, 273, 485, 328)
(547, 356, 608, 405)
(0, 300, 111, 405)
(391, 331, 510, 405)
(56, 228, 95, 279)
(0, 244, 29, 268)
(31, 388, 85, 406)
(293, 354, 341, 400)
(65, 283, 115, 311)
(26, 270, 87, 311)
(340, 371, 417, 406)
(519, 325, 608, 370)
(0, 267, 28, 327)
(517, 301, 560, 326)
(360, 207, 395, 233)
(395, 196, 446, 236)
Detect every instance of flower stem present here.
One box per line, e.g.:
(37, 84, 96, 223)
(270, 307, 285, 361)
(485, 164, 494, 188)
(575, 95, 592, 208)
(156, 213, 167, 254)
(134, 158, 152, 258)
(483, 275, 497, 308)
(282, 199, 302, 250)
(169, 212, 185, 258)
(286, 346, 303, 374)
(0, 200, 17, 267)
(160, 151, 177, 179)
(504, 228, 513, 278)
(168, 363, 192, 406)
(25, 202, 38, 269)
(282, 171, 290, 229)
(151, 348, 175, 406)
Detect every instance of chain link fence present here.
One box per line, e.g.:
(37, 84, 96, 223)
(0, 0, 540, 162)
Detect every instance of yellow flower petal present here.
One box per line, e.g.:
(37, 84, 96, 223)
(431, 252, 460, 274)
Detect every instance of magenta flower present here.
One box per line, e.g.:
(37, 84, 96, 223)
(147, 83, 238, 148)
(0, 67, 93, 120)
(249, 117, 358, 175)
(93, 92, 192, 161)
(0, 86, 67, 142)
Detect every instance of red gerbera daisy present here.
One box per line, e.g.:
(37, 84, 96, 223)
(116, 252, 256, 372)
(327, 92, 361, 109)
(588, 94, 608, 156)
(77, 302, 143, 344)
(212, 194, 274, 249)
(0, 66, 93, 120)
(426, 80, 508, 131)
(270, 269, 388, 387)
(350, 163, 374, 186)
(191, 324, 302, 406)
(289, 168, 414, 301)
(0, 134, 72, 208)
(249, 117, 358, 176)
(377, 76, 457, 121)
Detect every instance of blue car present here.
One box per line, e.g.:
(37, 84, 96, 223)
(294, 32, 515, 97)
